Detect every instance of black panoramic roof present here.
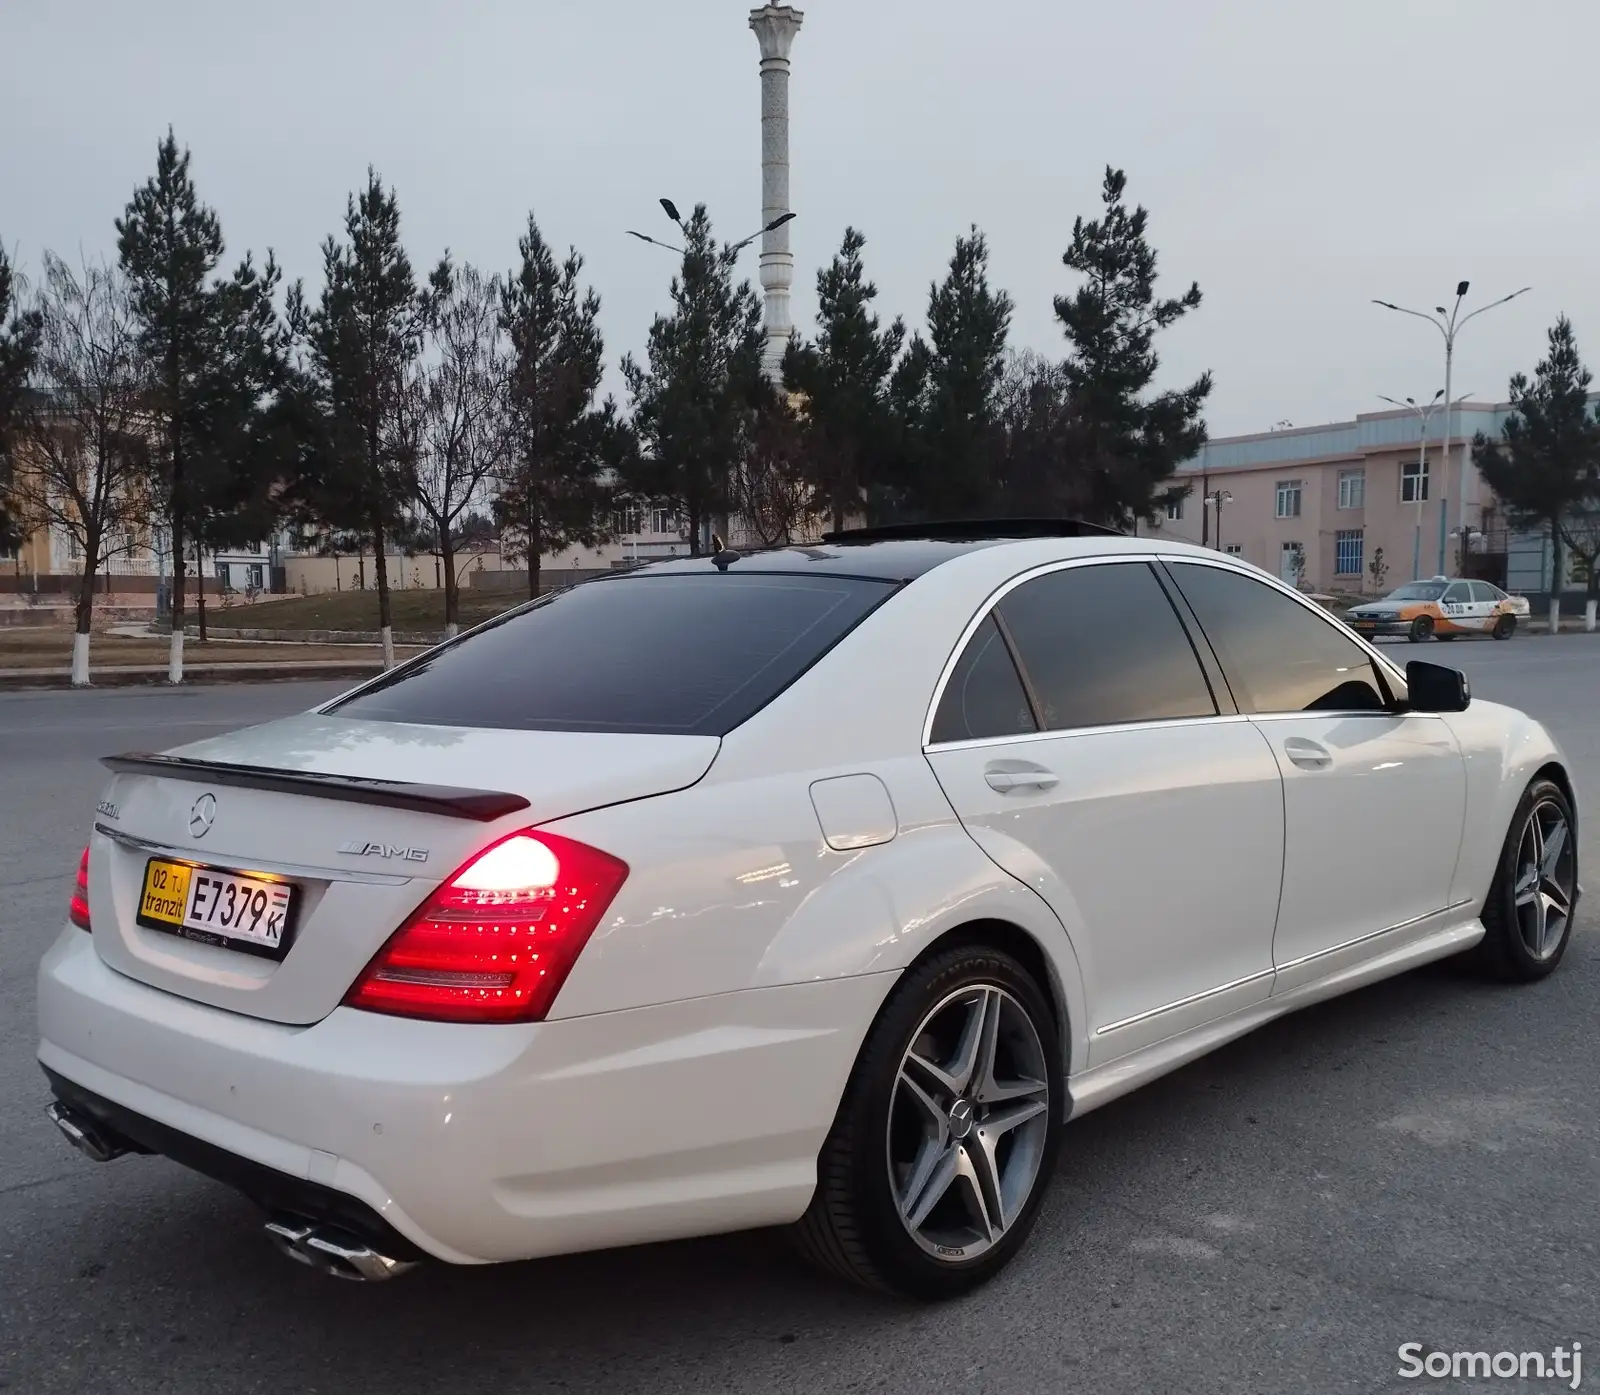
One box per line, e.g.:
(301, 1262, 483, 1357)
(625, 538, 1006, 583)
(620, 519, 1128, 585)
(821, 518, 1125, 543)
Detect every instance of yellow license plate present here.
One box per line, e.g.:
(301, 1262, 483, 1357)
(138, 859, 193, 926)
(136, 857, 296, 959)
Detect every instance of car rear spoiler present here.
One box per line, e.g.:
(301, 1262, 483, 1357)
(100, 752, 531, 822)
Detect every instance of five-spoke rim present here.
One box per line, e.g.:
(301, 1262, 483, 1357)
(1514, 799, 1575, 961)
(886, 984, 1050, 1262)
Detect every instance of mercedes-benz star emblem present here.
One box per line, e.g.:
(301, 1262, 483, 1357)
(189, 793, 217, 840)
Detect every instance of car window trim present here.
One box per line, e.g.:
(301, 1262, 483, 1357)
(923, 553, 1224, 750)
(1151, 562, 1238, 716)
(988, 608, 1046, 731)
(1160, 554, 1411, 712)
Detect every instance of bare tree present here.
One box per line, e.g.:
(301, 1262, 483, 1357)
(13, 254, 147, 684)
(731, 395, 811, 547)
(410, 258, 505, 636)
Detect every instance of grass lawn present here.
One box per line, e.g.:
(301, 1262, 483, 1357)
(0, 631, 427, 671)
(206, 587, 522, 634)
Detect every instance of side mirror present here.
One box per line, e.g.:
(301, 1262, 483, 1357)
(1405, 660, 1470, 713)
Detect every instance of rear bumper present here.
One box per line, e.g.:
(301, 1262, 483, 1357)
(38, 928, 891, 1265)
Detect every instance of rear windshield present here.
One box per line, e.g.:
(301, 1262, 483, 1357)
(326, 572, 897, 736)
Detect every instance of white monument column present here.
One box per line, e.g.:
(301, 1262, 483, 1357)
(748, 4, 803, 381)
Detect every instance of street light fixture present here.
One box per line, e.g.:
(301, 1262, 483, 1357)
(627, 202, 797, 259)
(1372, 281, 1530, 571)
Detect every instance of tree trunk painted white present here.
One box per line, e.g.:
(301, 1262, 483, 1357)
(381, 625, 395, 669)
(71, 632, 91, 687)
(444, 622, 459, 640)
(168, 630, 185, 684)
(1548, 598, 1562, 635)
(1586, 599, 1597, 632)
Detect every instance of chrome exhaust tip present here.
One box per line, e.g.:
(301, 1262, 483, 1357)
(265, 1218, 419, 1282)
(47, 1101, 132, 1163)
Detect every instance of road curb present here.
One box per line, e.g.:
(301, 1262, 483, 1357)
(0, 661, 387, 692)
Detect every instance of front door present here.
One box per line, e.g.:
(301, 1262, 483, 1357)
(924, 560, 1287, 1065)
(1165, 560, 1468, 992)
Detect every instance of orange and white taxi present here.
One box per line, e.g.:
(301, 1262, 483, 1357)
(1345, 577, 1530, 642)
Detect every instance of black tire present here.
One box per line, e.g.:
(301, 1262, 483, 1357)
(1492, 614, 1516, 640)
(1468, 777, 1579, 982)
(1408, 615, 1434, 643)
(789, 943, 1063, 1300)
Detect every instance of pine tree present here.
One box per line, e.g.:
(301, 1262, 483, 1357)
(496, 214, 613, 598)
(783, 228, 904, 532)
(885, 228, 1012, 520)
(621, 206, 766, 555)
(0, 241, 43, 555)
(301, 170, 423, 665)
(116, 129, 225, 679)
(994, 349, 1073, 514)
(1055, 167, 1212, 528)
(187, 250, 290, 638)
(1473, 317, 1600, 627)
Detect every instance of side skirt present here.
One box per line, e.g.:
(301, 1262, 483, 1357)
(1064, 917, 1485, 1121)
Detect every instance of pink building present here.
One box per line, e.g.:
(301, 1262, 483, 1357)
(1150, 402, 1523, 595)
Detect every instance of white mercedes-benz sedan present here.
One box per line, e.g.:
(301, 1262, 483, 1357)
(38, 522, 1580, 1299)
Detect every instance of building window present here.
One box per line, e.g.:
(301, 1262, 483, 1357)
(612, 506, 642, 536)
(1401, 458, 1430, 503)
(0, 538, 17, 562)
(1165, 496, 1184, 522)
(1335, 529, 1364, 576)
(1224, 544, 1243, 556)
(1337, 469, 1365, 510)
(1275, 480, 1302, 518)
(246, 563, 265, 590)
(650, 508, 680, 536)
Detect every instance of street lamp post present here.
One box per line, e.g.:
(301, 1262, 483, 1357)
(1378, 390, 1444, 581)
(1204, 489, 1233, 553)
(1372, 282, 1530, 573)
(625, 200, 798, 554)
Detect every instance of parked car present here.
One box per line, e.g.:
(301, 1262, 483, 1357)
(1346, 577, 1530, 642)
(39, 523, 1578, 1300)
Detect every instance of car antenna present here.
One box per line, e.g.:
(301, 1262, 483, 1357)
(710, 535, 742, 572)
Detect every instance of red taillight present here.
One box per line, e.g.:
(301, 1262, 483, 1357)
(343, 831, 628, 1024)
(69, 845, 92, 931)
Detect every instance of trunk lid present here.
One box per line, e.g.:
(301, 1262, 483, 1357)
(88, 713, 719, 1025)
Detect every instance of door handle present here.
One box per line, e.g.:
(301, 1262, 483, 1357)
(1283, 737, 1332, 771)
(985, 766, 1059, 793)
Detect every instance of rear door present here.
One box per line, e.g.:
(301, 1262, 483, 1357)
(1164, 559, 1467, 992)
(924, 558, 1287, 1065)
(1439, 580, 1476, 633)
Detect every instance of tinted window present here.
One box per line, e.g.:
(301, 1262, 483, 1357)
(930, 615, 1037, 744)
(328, 573, 894, 736)
(1443, 582, 1471, 605)
(1168, 563, 1387, 714)
(996, 562, 1216, 730)
(1469, 581, 1501, 603)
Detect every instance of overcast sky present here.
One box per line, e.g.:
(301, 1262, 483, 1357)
(6, 0, 1598, 437)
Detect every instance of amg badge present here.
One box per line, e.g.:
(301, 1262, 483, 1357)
(337, 840, 430, 863)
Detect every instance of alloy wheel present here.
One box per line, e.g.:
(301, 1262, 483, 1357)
(886, 984, 1050, 1262)
(1513, 799, 1576, 961)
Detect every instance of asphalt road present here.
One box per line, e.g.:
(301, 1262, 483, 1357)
(3, 641, 1598, 1395)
